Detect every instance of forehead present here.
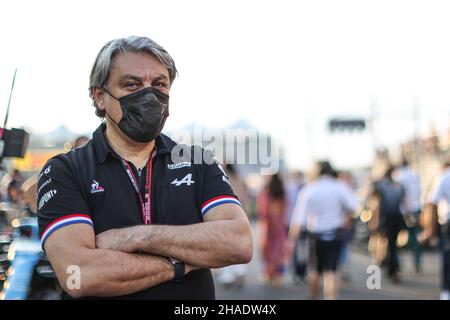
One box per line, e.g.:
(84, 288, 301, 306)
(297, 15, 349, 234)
(109, 51, 169, 81)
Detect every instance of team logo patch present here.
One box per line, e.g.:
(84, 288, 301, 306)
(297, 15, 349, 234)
(90, 180, 105, 193)
(171, 173, 195, 186)
(167, 162, 191, 170)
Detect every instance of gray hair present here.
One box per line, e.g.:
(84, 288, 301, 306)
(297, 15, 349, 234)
(89, 36, 177, 118)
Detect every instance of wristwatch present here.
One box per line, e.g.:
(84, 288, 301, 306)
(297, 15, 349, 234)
(168, 258, 185, 282)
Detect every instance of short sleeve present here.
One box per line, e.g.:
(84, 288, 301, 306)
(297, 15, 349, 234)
(199, 159, 242, 217)
(37, 156, 93, 249)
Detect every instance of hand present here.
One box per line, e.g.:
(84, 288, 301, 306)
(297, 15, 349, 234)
(418, 230, 431, 245)
(96, 228, 135, 252)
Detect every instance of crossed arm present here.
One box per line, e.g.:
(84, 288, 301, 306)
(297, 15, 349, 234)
(44, 223, 196, 298)
(95, 203, 253, 269)
(45, 203, 253, 298)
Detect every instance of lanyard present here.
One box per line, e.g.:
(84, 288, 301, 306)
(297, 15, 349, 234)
(120, 154, 153, 225)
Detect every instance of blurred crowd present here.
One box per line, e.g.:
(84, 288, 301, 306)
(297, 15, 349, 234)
(217, 148, 450, 300)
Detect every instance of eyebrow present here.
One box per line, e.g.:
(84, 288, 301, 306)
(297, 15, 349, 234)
(119, 74, 144, 82)
(152, 74, 170, 82)
(119, 73, 169, 82)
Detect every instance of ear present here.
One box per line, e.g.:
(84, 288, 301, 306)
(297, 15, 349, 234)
(93, 87, 106, 111)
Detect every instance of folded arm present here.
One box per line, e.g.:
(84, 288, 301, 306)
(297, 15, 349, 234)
(96, 203, 253, 269)
(45, 223, 196, 298)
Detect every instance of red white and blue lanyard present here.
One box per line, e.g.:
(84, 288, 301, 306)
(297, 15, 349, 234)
(120, 154, 153, 225)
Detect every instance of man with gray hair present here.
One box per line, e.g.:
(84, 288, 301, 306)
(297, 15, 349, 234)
(36, 36, 253, 299)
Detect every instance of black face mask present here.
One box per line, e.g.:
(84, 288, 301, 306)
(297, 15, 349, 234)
(103, 87, 169, 143)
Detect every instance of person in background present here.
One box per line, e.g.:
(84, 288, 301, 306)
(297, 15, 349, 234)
(421, 159, 450, 300)
(73, 135, 90, 149)
(285, 171, 305, 232)
(11, 169, 23, 185)
(257, 173, 287, 286)
(287, 161, 356, 300)
(7, 180, 23, 205)
(285, 171, 307, 283)
(4, 179, 24, 223)
(7, 168, 25, 205)
(0, 169, 23, 202)
(372, 166, 405, 283)
(395, 158, 422, 274)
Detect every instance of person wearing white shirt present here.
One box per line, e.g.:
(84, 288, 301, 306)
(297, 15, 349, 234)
(286, 161, 356, 300)
(395, 159, 422, 273)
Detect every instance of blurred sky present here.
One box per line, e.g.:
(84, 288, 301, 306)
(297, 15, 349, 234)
(1, 0, 450, 170)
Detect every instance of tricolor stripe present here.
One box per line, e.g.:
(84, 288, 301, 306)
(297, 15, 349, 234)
(41, 214, 93, 248)
(201, 195, 242, 216)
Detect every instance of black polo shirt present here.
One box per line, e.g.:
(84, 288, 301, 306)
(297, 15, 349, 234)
(36, 123, 241, 300)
